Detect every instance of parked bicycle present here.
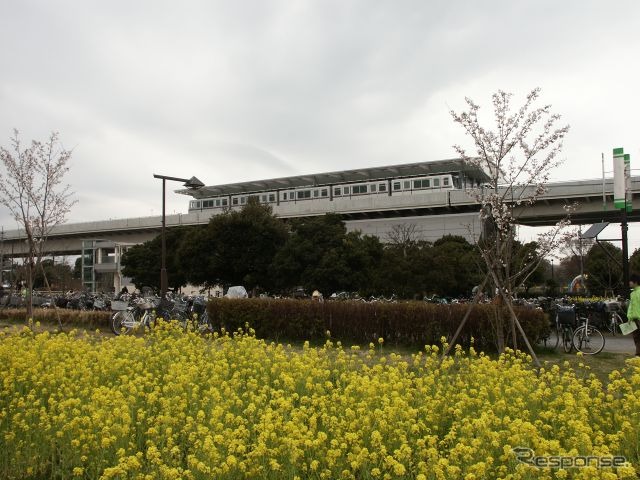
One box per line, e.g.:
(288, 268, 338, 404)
(183, 296, 213, 333)
(572, 310, 605, 355)
(546, 304, 576, 353)
(111, 296, 158, 335)
(602, 301, 626, 335)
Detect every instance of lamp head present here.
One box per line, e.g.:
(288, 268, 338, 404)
(184, 176, 204, 189)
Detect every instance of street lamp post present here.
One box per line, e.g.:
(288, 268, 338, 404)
(153, 174, 204, 297)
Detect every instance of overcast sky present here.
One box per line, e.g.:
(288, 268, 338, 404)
(1, 0, 640, 249)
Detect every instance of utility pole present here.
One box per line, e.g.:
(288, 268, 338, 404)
(613, 148, 631, 298)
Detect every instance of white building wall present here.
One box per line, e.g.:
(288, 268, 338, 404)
(344, 212, 482, 243)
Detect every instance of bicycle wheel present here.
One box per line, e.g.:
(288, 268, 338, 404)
(562, 326, 573, 353)
(170, 310, 188, 328)
(549, 323, 561, 350)
(572, 326, 605, 355)
(111, 311, 136, 335)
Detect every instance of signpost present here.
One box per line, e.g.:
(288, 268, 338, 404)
(613, 148, 631, 297)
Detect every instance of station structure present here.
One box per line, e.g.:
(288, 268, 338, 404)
(1, 158, 638, 292)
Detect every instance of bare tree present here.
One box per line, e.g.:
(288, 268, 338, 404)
(449, 89, 572, 360)
(0, 130, 76, 322)
(385, 223, 418, 257)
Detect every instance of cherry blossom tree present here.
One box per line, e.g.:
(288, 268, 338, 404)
(448, 89, 572, 361)
(0, 130, 76, 322)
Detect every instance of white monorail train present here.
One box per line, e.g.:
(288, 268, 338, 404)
(188, 173, 459, 212)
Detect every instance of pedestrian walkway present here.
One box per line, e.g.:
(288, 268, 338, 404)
(602, 334, 636, 354)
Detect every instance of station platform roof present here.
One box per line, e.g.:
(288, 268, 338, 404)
(180, 158, 490, 199)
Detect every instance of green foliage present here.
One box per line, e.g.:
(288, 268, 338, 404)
(184, 199, 289, 291)
(117, 206, 538, 299)
(73, 257, 82, 280)
(35, 259, 74, 290)
(585, 242, 623, 296)
(431, 235, 484, 296)
(121, 226, 197, 291)
(511, 241, 546, 293)
(373, 235, 483, 299)
(270, 214, 383, 295)
(630, 247, 640, 277)
(12, 259, 75, 290)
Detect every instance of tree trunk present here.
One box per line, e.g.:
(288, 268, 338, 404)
(40, 262, 63, 331)
(493, 297, 505, 354)
(25, 261, 34, 322)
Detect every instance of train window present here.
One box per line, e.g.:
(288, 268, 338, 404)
(297, 190, 311, 199)
(379, 183, 387, 192)
(433, 178, 440, 187)
(283, 192, 287, 200)
(371, 184, 377, 193)
(403, 181, 410, 189)
(261, 195, 267, 202)
(204, 200, 212, 208)
(393, 182, 401, 190)
(321, 189, 328, 197)
(352, 185, 367, 194)
(344, 186, 350, 195)
(269, 194, 276, 202)
(443, 177, 450, 186)
(413, 180, 421, 189)
(232, 197, 238, 205)
(313, 190, 319, 198)
(334, 187, 341, 196)
(222, 198, 228, 206)
(215, 199, 221, 207)
(424, 179, 431, 188)
(241, 197, 246, 205)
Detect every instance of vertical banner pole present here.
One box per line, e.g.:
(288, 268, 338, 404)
(614, 148, 631, 298)
(613, 148, 625, 209)
(602, 152, 606, 212)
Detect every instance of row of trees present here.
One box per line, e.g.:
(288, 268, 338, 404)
(121, 199, 550, 299)
(553, 240, 640, 297)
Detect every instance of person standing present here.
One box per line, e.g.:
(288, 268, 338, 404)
(626, 273, 640, 357)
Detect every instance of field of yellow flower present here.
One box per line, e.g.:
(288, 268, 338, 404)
(0, 323, 638, 479)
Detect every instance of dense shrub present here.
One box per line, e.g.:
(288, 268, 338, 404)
(207, 299, 547, 351)
(0, 308, 111, 328)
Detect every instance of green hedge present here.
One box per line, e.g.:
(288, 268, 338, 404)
(206, 299, 548, 351)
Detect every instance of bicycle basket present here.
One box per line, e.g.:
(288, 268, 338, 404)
(604, 301, 621, 312)
(111, 300, 129, 311)
(556, 305, 576, 325)
(139, 300, 154, 310)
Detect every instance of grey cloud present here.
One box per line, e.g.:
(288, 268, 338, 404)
(1, 0, 640, 242)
